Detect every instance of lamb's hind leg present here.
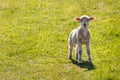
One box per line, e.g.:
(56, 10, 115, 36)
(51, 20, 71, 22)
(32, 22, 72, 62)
(76, 45, 78, 60)
(68, 40, 73, 59)
(68, 46, 73, 59)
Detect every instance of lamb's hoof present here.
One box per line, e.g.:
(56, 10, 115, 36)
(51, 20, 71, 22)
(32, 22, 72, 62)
(88, 62, 93, 66)
(78, 60, 82, 64)
(76, 57, 78, 60)
(68, 56, 72, 60)
(88, 59, 92, 63)
(69, 58, 72, 60)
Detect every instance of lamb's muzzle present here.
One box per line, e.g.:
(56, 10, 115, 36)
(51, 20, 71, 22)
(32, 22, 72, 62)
(68, 15, 94, 64)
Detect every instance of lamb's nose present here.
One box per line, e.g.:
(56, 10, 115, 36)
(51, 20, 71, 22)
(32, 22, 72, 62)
(83, 24, 86, 27)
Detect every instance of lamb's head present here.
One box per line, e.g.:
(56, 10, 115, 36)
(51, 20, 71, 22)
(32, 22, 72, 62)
(75, 15, 94, 29)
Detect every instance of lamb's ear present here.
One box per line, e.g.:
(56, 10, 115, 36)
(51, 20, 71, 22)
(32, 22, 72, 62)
(74, 17, 81, 21)
(89, 17, 95, 20)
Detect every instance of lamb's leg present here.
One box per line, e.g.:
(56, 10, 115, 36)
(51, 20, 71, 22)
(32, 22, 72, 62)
(78, 43, 82, 63)
(68, 46, 73, 59)
(68, 40, 73, 59)
(86, 41, 92, 63)
(76, 45, 78, 60)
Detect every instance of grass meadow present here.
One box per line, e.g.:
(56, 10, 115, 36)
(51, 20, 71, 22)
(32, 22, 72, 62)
(0, 0, 120, 80)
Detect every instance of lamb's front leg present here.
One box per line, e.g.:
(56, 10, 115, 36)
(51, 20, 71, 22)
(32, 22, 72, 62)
(78, 43, 82, 64)
(86, 41, 92, 63)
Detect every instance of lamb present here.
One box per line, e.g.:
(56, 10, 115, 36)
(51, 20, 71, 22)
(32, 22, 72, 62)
(68, 15, 94, 64)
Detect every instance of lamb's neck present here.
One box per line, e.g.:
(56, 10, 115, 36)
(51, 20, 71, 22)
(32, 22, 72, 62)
(79, 26, 89, 37)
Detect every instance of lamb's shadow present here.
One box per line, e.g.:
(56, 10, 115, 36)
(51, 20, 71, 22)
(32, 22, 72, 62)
(71, 59, 96, 71)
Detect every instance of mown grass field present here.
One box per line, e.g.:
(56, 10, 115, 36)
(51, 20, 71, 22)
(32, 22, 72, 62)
(0, 0, 120, 80)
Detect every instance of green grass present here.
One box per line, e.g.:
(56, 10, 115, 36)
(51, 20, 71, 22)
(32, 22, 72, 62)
(0, 0, 120, 80)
